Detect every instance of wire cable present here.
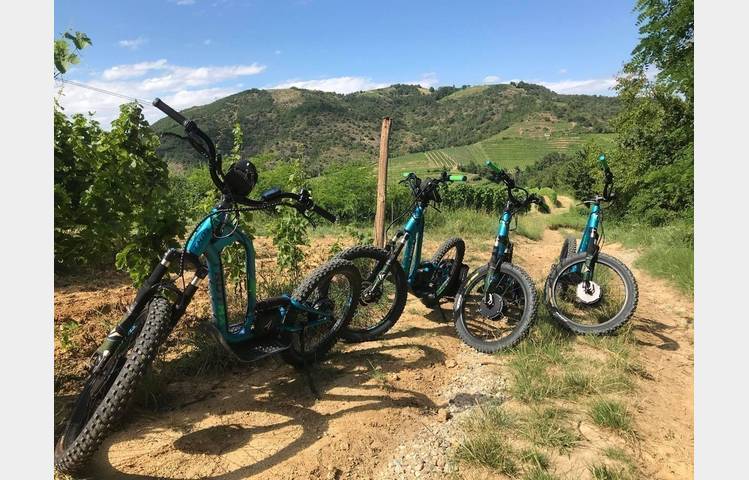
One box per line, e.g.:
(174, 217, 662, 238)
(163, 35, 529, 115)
(55, 78, 153, 105)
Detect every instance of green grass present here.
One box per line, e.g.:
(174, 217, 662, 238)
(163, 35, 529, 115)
(605, 218, 693, 294)
(461, 403, 515, 433)
(589, 463, 634, 480)
(449, 307, 642, 475)
(520, 407, 579, 453)
(366, 360, 391, 389)
(455, 433, 518, 475)
(589, 399, 633, 433)
(505, 311, 576, 402)
(524, 469, 561, 480)
(425, 207, 499, 238)
(518, 449, 551, 471)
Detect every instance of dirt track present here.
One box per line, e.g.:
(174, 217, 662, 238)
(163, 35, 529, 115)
(54, 223, 693, 479)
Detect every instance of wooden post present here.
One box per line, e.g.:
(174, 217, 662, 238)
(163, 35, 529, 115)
(374, 117, 391, 248)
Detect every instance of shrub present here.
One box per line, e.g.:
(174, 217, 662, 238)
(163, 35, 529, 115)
(55, 102, 185, 283)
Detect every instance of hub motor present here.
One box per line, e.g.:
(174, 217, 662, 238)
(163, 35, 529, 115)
(575, 281, 602, 305)
(479, 293, 504, 320)
(360, 281, 383, 305)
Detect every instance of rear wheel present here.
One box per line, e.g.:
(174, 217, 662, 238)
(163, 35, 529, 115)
(282, 258, 361, 366)
(545, 236, 577, 299)
(453, 263, 537, 353)
(421, 237, 465, 307)
(55, 296, 173, 475)
(560, 236, 577, 262)
(546, 252, 638, 335)
(335, 245, 407, 343)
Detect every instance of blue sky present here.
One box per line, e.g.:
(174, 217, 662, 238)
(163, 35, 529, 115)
(55, 0, 640, 124)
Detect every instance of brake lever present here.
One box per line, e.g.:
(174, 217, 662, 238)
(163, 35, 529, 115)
(308, 215, 318, 229)
(301, 210, 317, 228)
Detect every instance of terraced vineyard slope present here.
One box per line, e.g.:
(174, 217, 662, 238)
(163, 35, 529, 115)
(392, 112, 616, 175)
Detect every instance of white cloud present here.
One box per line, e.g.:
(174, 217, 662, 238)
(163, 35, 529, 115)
(272, 72, 440, 94)
(102, 59, 169, 81)
(483, 75, 501, 84)
(118, 37, 148, 50)
(539, 77, 616, 95)
(139, 63, 266, 92)
(273, 76, 388, 94)
(57, 59, 267, 125)
(405, 72, 438, 89)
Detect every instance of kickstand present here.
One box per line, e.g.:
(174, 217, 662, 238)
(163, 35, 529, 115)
(299, 326, 321, 400)
(437, 302, 448, 323)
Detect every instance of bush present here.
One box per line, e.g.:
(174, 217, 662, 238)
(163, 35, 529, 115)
(55, 102, 185, 283)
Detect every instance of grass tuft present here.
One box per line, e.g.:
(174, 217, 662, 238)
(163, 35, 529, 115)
(518, 448, 550, 470)
(523, 468, 561, 480)
(455, 433, 518, 475)
(366, 360, 391, 389)
(589, 463, 633, 480)
(521, 407, 579, 453)
(589, 399, 633, 433)
(461, 403, 515, 433)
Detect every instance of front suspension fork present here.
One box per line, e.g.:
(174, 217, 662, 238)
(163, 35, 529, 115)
(366, 232, 407, 293)
(483, 236, 508, 303)
(94, 249, 208, 361)
(582, 229, 600, 283)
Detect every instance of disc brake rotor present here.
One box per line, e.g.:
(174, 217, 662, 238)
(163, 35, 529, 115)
(360, 281, 383, 305)
(478, 293, 504, 320)
(575, 281, 602, 305)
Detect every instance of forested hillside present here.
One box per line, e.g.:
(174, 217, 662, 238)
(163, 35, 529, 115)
(152, 82, 619, 173)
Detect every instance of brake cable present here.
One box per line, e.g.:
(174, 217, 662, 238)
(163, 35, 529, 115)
(176, 200, 287, 285)
(385, 199, 417, 238)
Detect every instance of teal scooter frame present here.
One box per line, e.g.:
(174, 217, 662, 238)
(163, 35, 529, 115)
(544, 154, 639, 335)
(452, 161, 548, 353)
(334, 170, 469, 342)
(54, 98, 362, 475)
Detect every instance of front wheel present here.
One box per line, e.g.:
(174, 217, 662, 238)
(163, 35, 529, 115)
(55, 296, 173, 475)
(546, 252, 638, 335)
(282, 258, 361, 366)
(335, 245, 408, 343)
(453, 263, 538, 353)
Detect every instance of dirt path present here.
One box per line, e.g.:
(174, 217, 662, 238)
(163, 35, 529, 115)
(55, 224, 693, 479)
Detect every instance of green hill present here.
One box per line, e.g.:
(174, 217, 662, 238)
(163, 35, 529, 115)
(392, 112, 616, 175)
(152, 81, 620, 174)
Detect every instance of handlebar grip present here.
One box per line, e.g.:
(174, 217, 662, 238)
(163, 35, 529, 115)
(153, 98, 189, 127)
(597, 153, 610, 171)
(484, 160, 502, 174)
(449, 175, 467, 182)
(312, 205, 337, 223)
(402, 172, 415, 177)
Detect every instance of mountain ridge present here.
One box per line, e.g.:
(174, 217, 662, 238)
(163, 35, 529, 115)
(152, 82, 620, 173)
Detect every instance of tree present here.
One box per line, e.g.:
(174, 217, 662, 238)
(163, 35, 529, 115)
(626, 0, 693, 103)
(54, 32, 185, 282)
(612, 0, 693, 225)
